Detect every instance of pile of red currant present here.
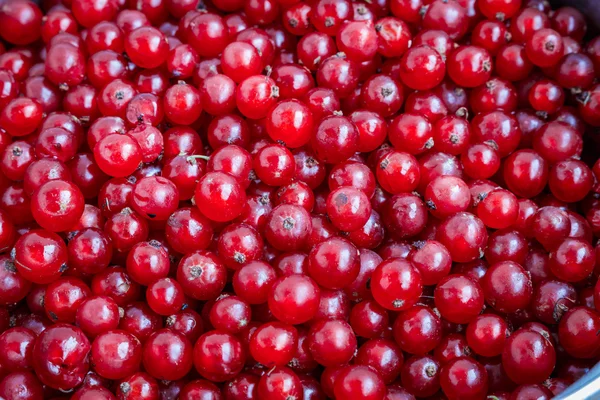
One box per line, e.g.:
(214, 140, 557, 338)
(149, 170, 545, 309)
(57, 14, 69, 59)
(0, 0, 599, 398)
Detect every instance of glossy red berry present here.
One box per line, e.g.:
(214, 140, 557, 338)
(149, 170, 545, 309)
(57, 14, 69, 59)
(45, 277, 91, 323)
(371, 258, 422, 311)
(0, 327, 36, 372)
(146, 277, 185, 316)
(334, 365, 386, 400)
(526, 28, 564, 67)
(424, 176, 471, 219)
(31, 180, 85, 232)
(312, 115, 360, 164)
(45, 43, 86, 88)
(0, 256, 30, 305)
(532, 206, 571, 251)
(0, 0, 42, 45)
(336, 21, 378, 62)
(257, 366, 303, 400)
(375, 17, 411, 58)
(264, 204, 312, 252)
(165, 207, 213, 254)
(143, 329, 193, 381)
(91, 267, 141, 307)
(131, 176, 179, 221)
(434, 274, 485, 324)
(437, 212, 488, 263)
(266, 99, 314, 148)
(399, 45, 446, 91)
(75, 296, 121, 338)
(308, 319, 356, 367)
(394, 305, 442, 355)
(383, 193, 428, 240)
(476, 189, 519, 229)
(466, 314, 509, 357)
(91, 330, 142, 380)
(448, 46, 493, 88)
(482, 261, 533, 313)
(254, 144, 296, 187)
(209, 295, 251, 333)
(14, 230, 67, 284)
(249, 321, 298, 366)
(440, 357, 489, 400)
(549, 238, 595, 282)
(478, 0, 521, 19)
(376, 150, 420, 194)
(268, 274, 320, 325)
(549, 160, 593, 203)
(124, 26, 169, 69)
(558, 307, 600, 359)
(502, 329, 556, 385)
(236, 75, 280, 119)
(217, 223, 263, 270)
(316, 54, 360, 98)
(326, 186, 371, 231)
(422, 0, 468, 40)
(195, 172, 247, 222)
(72, 0, 119, 28)
(193, 331, 246, 381)
(32, 324, 91, 390)
(503, 149, 549, 198)
(94, 134, 142, 178)
(177, 250, 227, 301)
(401, 355, 441, 398)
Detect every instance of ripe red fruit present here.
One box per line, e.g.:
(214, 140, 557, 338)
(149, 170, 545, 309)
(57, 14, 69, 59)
(481, 261, 533, 314)
(2, 1, 600, 397)
(193, 331, 246, 381)
(236, 75, 279, 119)
(94, 134, 143, 178)
(308, 319, 357, 367)
(558, 307, 600, 359)
(502, 329, 556, 385)
(177, 251, 227, 301)
(548, 238, 595, 282)
(436, 212, 488, 263)
(32, 324, 91, 390)
(124, 26, 169, 69)
(399, 45, 446, 90)
(143, 329, 193, 381)
(393, 305, 442, 355)
(326, 186, 371, 231)
(334, 365, 386, 400)
(434, 274, 485, 324)
(466, 314, 509, 357)
(440, 357, 489, 400)
(447, 46, 493, 88)
(371, 258, 422, 311)
(257, 366, 303, 399)
(91, 330, 142, 380)
(312, 115, 360, 164)
(268, 274, 320, 325)
(194, 172, 247, 222)
(526, 29, 564, 67)
(249, 322, 298, 366)
(0, 98, 43, 137)
(308, 237, 360, 289)
(45, 43, 86, 88)
(31, 180, 85, 232)
(266, 99, 314, 148)
(14, 230, 67, 285)
(336, 21, 378, 62)
(0, 1, 43, 45)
